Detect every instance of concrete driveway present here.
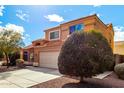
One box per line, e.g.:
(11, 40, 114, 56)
(0, 66, 61, 88)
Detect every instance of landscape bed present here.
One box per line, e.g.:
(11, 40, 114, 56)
(0, 66, 21, 73)
(31, 72, 124, 88)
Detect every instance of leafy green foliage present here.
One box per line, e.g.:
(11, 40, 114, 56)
(0, 28, 25, 66)
(114, 63, 124, 79)
(9, 52, 20, 66)
(16, 59, 24, 63)
(58, 31, 114, 78)
(0, 51, 4, 58)
(16, 59, 25, 68)
(0, 29, 24, 53)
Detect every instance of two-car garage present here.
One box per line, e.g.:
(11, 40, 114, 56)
(39, 51, 60, 69)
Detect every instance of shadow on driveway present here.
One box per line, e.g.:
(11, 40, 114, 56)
(62, 81, 110, 88)
(26, 66, 61, 76)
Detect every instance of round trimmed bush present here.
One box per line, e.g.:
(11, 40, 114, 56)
(58, 31, 114, 81)
(16, 59, 25, 68)
(114, 63, 124, 79)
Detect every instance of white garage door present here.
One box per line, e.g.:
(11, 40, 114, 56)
(39, 51, 60, 69)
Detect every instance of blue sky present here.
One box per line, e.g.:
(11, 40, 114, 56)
(0, 5, 124, 46)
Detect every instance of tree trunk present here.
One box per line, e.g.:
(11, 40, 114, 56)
(80, 77, 87, 84)
(4, 53, 10, 68)
(80, 77, 84, 83)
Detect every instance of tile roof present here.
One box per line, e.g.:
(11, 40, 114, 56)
(23, 44, 33, 49)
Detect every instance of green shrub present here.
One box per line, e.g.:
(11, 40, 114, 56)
(0, 51, 4, 58)
(58, 31, 114, 81)
(114, 63, 124, 79)
(16, 59, 25, 68)
(9, 52, 20, 66)
(16, 59, 24, 63)
(2, 62, 7, 66)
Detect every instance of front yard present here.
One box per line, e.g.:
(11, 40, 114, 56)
(0, 66, 21, 73)
(1, 66, 124, 88)
(31, 72, 124, 88)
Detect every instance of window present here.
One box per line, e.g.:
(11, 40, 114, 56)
(23, 52, 28, 61)
(69, 24, 84, 34)
(35, 43, 40, 46)
(50, 31, 59, 40)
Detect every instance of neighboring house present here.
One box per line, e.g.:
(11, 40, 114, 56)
(114, 41, 124, 55)
(114, 41, 124, 64)
(23, 14, 114, 69)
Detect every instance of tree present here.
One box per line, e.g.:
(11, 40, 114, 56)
(58, 31, 114, 82)
(0, 28, 24, 67)
(9, 52, 20, 66)
(0, 50, 4, 60)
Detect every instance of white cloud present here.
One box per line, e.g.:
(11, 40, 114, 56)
(93, 5, 101, 7)
(16, 10, 29, 22)
(22, 33, 30, 40)
(0, 21, 2, 24)
(0, 23, 25, 35)
(5, 23, 25, 34)
(89, 12, 100, 17)
(114, 26, 124, 41)
(25, 34, 30, 37)
(0, 23, 32, 45)
(0, 5, 4, 16)
(97, 13, 100, 17)
(44, 14, 64, 22)
(24, 34, 31, 45)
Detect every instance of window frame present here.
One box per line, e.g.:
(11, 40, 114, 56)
(49, 30, 60, 41)
(69, 24, 84, 34)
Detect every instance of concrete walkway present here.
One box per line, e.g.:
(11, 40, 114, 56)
(93, 71, 113, 79)
(0, 66, 61, 88)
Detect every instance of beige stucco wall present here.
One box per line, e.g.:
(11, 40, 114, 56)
(33, 45, 61, 62)
(45, 26, 60, 40)
(114, 42, 124, 55)
(44, 15, 114, 50)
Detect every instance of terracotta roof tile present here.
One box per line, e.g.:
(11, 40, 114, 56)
(45, 40, 64, 47)
(23, 44, 33, 49)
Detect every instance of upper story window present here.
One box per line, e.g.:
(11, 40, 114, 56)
(50, 31, 59, 40)
(35, 43, 40, 46)
(69, 24, 84, 34)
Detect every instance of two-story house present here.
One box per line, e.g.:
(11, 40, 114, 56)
(23, 14, 114, 69)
